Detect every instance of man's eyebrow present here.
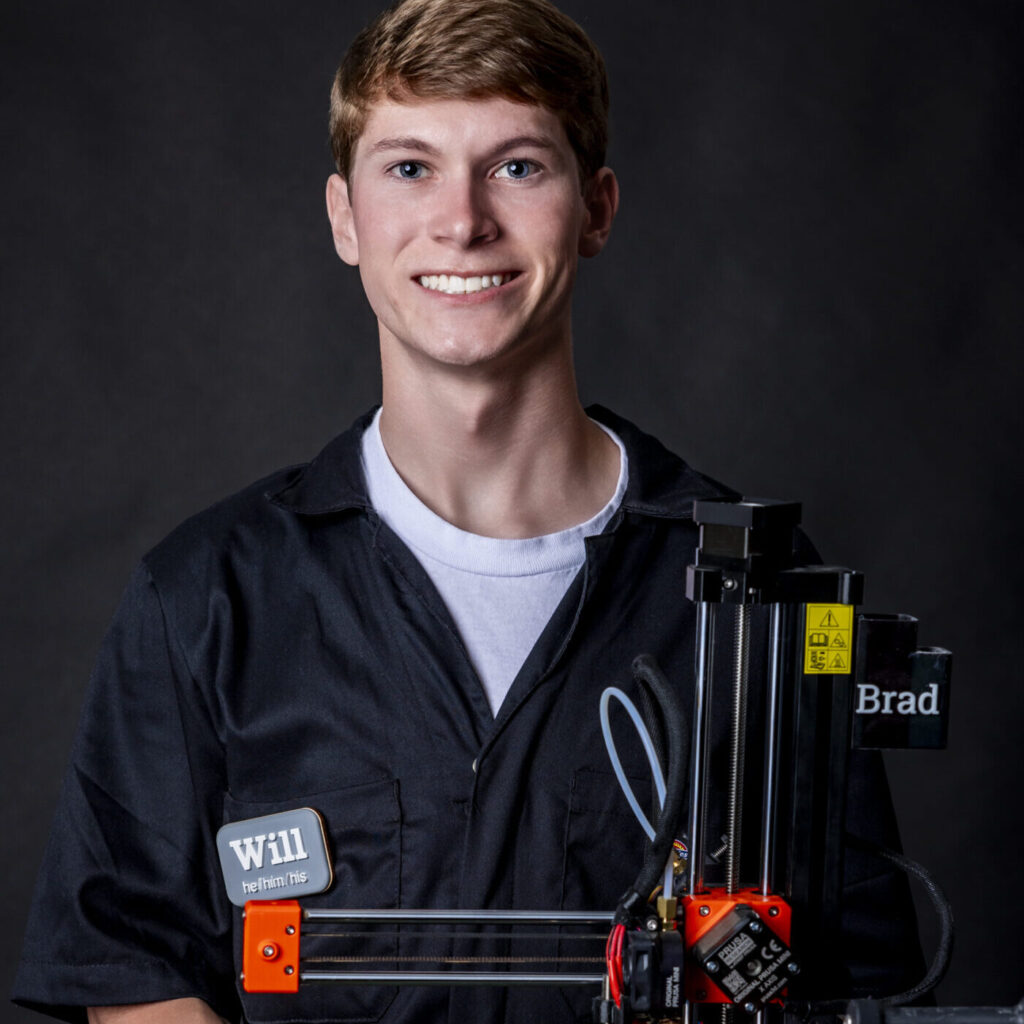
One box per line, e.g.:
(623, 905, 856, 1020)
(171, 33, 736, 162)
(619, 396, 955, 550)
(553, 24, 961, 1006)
(484, 135, 559, 157)
(366, 135, 559, 158)
(369, 136, 441, 156)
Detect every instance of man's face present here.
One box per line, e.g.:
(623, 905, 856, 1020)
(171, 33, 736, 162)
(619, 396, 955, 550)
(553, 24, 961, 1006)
(326, 95, 616, 375)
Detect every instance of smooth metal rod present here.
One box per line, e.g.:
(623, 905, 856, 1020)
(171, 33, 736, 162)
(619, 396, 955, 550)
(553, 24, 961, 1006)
(300, 970, 605, 987)
(759, 604, 784, 896)
(726, 604, 751, 895)
(687, 601, 717, 896)
(302, 909, 614, 925)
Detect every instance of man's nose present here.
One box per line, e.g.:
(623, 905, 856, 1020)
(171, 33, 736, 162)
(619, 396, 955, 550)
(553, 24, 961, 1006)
(428, 175, 499, 248)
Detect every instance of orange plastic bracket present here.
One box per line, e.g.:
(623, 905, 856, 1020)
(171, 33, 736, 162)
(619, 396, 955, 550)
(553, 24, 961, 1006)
(682, 888, 792, 1004)
(242, 900, 302, 993)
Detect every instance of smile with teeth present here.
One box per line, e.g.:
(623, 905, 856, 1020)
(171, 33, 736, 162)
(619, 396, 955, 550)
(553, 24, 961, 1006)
(417, 272, 515, 295)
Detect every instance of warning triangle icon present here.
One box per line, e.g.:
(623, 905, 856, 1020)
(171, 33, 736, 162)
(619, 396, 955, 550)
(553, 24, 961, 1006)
(819, 610, 841, 628)
(829, 652, 847, 670)
(830, 633, 846, 649)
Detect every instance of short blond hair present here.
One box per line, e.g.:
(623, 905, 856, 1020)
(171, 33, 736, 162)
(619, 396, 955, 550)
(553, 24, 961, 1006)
(329, 0, 609, 185)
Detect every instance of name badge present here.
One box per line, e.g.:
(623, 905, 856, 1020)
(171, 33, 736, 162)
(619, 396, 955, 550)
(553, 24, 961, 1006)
(851, 613, 952, 750)
(216, 807, 334, 907)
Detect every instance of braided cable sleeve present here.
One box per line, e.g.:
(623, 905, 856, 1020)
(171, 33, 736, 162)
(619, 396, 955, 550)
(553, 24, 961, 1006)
(843, 833, 954, 1007)
(618, 654, 689, 916)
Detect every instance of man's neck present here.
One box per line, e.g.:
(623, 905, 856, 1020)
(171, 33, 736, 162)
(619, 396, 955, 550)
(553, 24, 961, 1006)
(378, 344, 620, 539)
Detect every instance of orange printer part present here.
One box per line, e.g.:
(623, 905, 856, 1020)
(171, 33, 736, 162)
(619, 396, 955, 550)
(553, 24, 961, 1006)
(242, 900, 302, 993)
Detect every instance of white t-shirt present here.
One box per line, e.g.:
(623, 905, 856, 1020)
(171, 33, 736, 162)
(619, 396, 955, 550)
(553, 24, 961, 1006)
(360, 409, 628, 716)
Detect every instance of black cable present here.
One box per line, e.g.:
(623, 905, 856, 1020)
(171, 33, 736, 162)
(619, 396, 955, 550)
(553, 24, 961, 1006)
(633, 680, 669, 817)
(615, 654, 689, 921)
(787, 835, 954, 1019)
(843, 833, 954, 1007)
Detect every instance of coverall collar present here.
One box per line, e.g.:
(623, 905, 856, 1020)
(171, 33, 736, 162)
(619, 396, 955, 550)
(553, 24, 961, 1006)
(266, 405, 736, 518)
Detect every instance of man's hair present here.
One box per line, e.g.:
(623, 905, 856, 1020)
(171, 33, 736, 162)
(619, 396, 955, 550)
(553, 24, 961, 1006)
(329, 0, 609, 185)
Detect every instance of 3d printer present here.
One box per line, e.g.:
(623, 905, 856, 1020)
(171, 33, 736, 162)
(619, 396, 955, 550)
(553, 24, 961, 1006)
(226, 498, 1017, 1024)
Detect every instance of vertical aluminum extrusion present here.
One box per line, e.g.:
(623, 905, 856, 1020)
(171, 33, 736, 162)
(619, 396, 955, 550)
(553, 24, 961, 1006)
(686, 601, 717, 896)
(759, 604, 785, 896)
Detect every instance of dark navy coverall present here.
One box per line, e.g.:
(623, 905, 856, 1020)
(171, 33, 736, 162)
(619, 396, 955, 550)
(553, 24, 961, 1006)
(14, 408, 923, 1023)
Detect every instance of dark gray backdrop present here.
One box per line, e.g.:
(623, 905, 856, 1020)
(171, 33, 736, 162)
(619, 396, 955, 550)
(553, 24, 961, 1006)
(3, 1, 1022, 1016)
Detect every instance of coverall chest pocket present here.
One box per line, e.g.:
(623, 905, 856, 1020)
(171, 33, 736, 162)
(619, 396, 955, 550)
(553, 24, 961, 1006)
(225, 777, 402, 1023)
(558, 769, 651, 1022)
(561, 768, 651, 911)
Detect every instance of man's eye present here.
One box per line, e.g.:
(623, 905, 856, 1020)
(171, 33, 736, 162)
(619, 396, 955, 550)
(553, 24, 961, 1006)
(496, 159, 534, 180)
(390, 161, 425, 179)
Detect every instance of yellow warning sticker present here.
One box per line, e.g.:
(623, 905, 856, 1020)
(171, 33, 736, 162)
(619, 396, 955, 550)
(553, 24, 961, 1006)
(804, 604, 853, 674)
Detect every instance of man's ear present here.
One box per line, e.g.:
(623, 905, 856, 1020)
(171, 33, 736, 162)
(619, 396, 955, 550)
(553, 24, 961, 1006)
(578, 167, 619, 259)
(326, 173, 359, 265)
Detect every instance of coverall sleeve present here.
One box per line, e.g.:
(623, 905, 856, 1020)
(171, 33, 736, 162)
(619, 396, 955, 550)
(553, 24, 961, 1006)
(840, 748, 930, 1000)
(13, 565, 237, 1022)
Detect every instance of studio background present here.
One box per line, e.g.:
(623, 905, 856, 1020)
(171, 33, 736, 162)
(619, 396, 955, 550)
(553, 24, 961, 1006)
(3, 0, 1022, 1016)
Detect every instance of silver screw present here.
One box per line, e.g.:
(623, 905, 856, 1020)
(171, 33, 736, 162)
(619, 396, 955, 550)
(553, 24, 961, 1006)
(723, 578, 737, 591)
(285, 966, 295, 976)
(699, 905, 711, 916)
(285, 925, 296, 935)
(768, 907, 780, 917)
(705, 960, 719, 974)
(787, 961, 801, 974)
(709, 834, 729, 863)
(646, 916, 660, 932)
(262, 945, 276, 959)
(749, 920, 762, 934)
(743, 1003, 757, 1014)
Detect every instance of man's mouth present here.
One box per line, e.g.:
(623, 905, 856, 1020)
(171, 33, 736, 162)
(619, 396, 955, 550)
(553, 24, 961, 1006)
(416, 272, 517, 295)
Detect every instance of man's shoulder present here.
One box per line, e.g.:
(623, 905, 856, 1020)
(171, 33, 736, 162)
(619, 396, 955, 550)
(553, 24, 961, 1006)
(141, 410, 375, 588)
(140, 463, 308, 581)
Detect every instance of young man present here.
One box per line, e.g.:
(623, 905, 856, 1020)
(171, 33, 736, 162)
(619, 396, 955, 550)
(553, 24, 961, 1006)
(14, 1, 922, 1021)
